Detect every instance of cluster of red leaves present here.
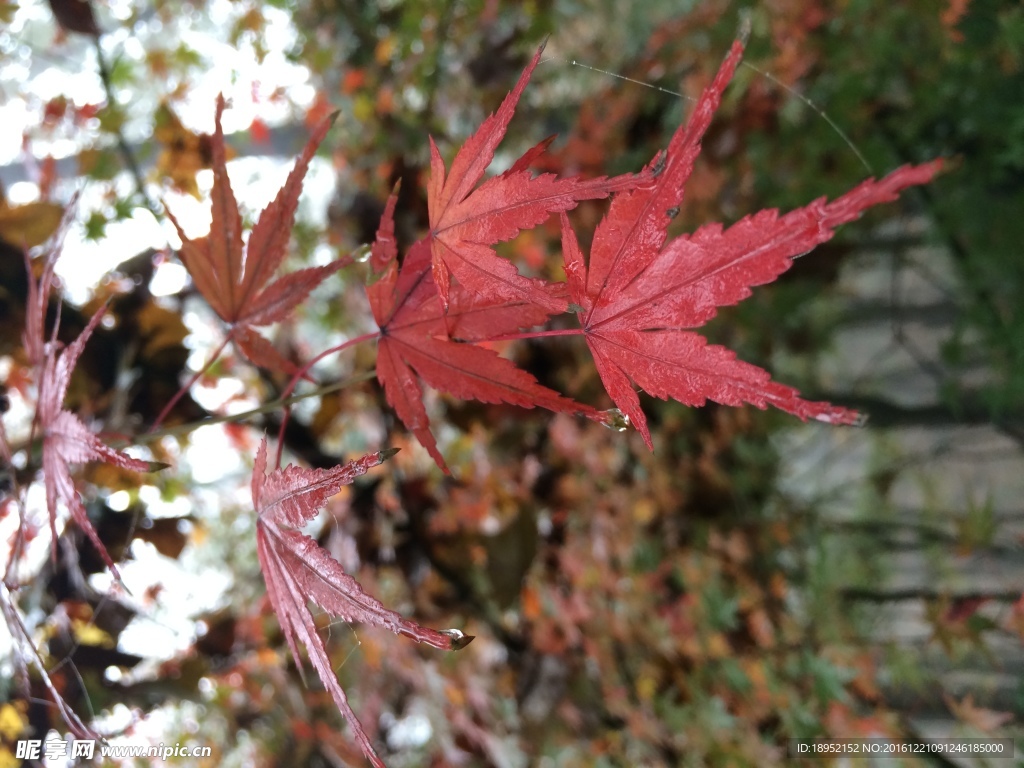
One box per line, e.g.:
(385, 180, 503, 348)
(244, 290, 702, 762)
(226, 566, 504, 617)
(110, 35, 941, 768)
(369, 40, 940, 467)
(161, 94, 480, 767)
(367, 198, 606, 472)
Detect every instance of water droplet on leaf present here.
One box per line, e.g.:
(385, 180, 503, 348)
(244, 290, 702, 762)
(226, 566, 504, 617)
(600, 408, 631, 432)
(439, 628, 475, 650)
(352, 243, 373, 263)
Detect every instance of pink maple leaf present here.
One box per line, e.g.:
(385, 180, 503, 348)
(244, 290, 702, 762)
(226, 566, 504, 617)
(25, 248, 151, 581)
(252, 438, 472, 767)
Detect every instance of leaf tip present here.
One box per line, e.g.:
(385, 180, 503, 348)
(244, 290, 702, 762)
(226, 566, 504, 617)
(377, 447, 401, 463)
(439, 628, 475, 650)
(812, 408, 867, 428)
(735, 10, 752, 48)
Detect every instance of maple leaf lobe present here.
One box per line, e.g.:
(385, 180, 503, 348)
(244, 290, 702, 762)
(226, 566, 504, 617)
(426, 43, 648, 314)
(367, 237, 598, 473)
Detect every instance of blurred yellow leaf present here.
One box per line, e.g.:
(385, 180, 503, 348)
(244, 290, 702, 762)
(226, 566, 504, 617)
(85, 460, 146, 492)
(706, 632, 730, 659)
(72, 619, 115, 648)
(153, 101, 233, 198)
(311, 392, 343, 437)
(632, 498, 656, 525)
(374, 34, 395, 65)
(137, 301, 189, 357)
(77, 147, 101, 176)
(353, 93, 374, 123)
(0, 702, 26, 741)
(0, 200, 64, 248)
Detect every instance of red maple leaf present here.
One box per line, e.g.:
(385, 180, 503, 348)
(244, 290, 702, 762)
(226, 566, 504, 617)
(24, 249, 151, 580)
(558, 40, 943, 447)
(368, 191, 599, 473)
(165, 95, 346, 375)
(252, 438, 472, 767)
(426, 41, 647, 314)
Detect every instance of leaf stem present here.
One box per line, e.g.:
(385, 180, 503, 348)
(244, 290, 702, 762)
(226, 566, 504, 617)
(93, 38, 161, 218)
(136, 371, 379, 445)
(483, 327, 585, 343)
(148, 331, 234, 432)
(273, 331, 380, 467)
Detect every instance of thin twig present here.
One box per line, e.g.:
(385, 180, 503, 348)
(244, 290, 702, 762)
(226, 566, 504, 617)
(93, 39, 161, 218)
(148, 332, 234, 432)
(272, 332, 380, 468)
(135, 370, 379, 446)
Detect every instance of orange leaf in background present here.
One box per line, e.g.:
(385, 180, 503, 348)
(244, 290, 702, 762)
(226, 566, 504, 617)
(521, 584, 542, 620)
(941, 0, 972, 42)
(825, 701, 891, 738)
(153, 100, 225, 199)
(945, 694, 1014, 732)
(341, 68, 366, 95)
(248, 116, 270, 145)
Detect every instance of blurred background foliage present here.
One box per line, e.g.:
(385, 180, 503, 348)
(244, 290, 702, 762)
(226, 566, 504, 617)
(0, 0, 1022, 766)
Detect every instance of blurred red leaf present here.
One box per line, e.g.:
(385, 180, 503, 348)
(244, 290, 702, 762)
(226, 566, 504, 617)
(24, 248, 151, 581)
